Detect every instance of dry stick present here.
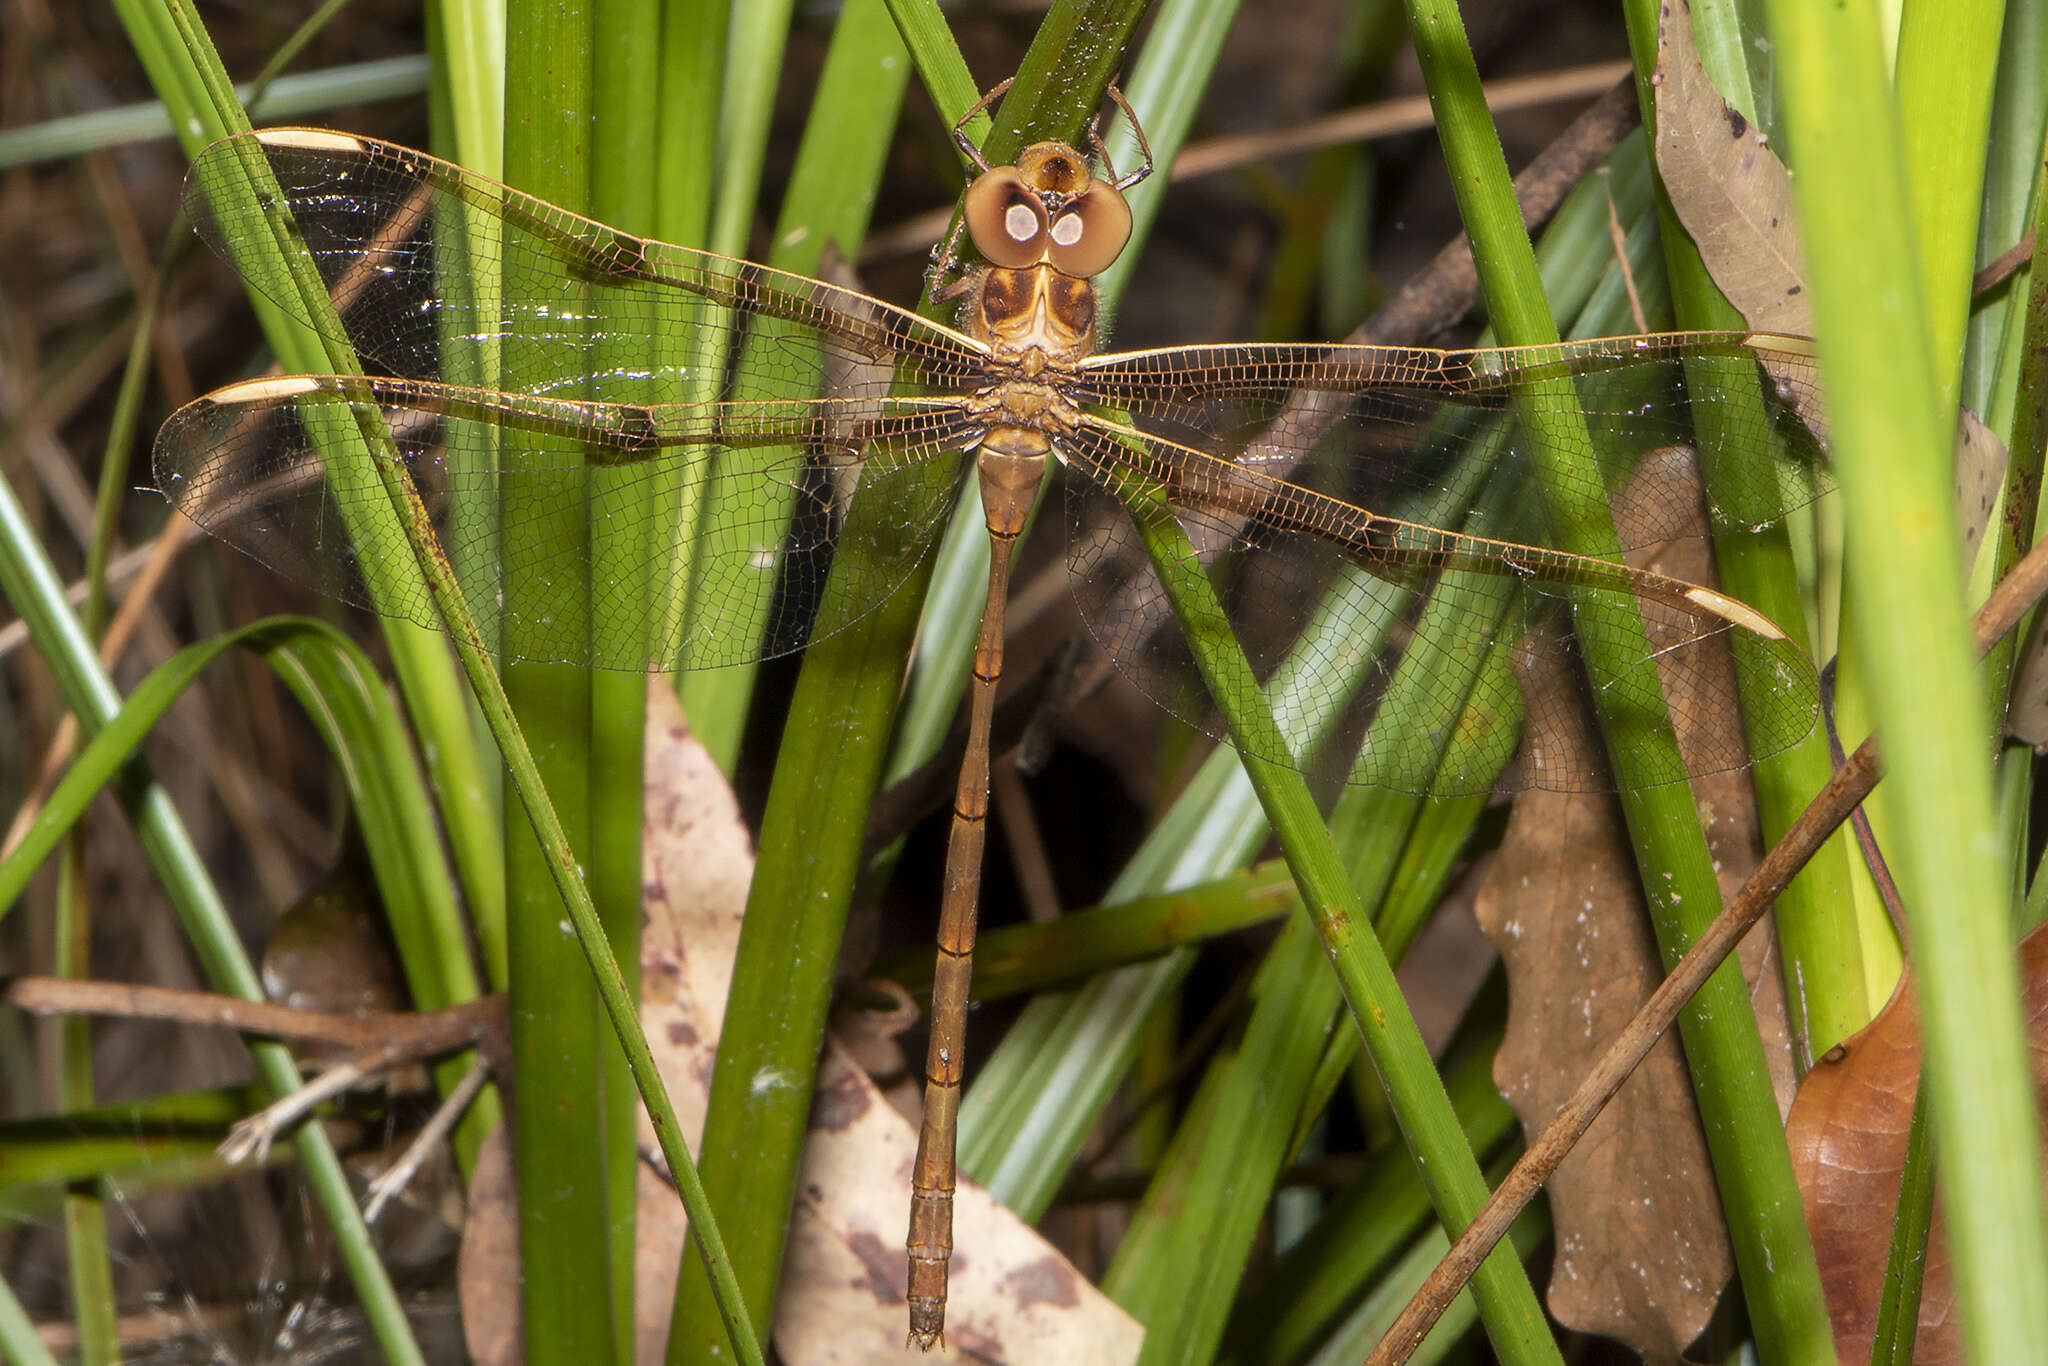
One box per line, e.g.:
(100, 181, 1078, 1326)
(1364, 534, 2048, 1365)
(1973, 230, 2036, 297)
(1602, 180, 1649, 336)
(2, 975, 509, 1069)
(363, 1061, 490, 1221)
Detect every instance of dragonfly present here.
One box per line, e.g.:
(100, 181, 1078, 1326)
(154, 88, 1826, 1350)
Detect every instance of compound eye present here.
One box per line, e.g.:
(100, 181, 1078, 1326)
(1044, 180, 1132, 278)
(963, 166, 1049, 268)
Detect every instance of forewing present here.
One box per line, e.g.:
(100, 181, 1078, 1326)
(183, 128, 992, 404)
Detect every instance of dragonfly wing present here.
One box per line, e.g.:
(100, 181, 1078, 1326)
(155, 375, 975, 671)
(1056, 420, 1818, 795)
(184, 128, 993, 403)
(1078, 331, 1828, 550)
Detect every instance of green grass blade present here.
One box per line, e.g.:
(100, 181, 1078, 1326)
(1969, 21, 2048, 732)
(664, 0, 797, 765)
(1404, 1, 1833, 1356)
(588, 2, 663, 1351)
(498, 8, 615, 1362)
(1104, 477, 1561, 1366)
(1764, 0, 2048, 1357)
(0, 56, 434, 169)
(882, 0, 980, 126)
(1619, 0, 1881, 1066)
(418, 0, 511, 1004)
(1960, 0, 2048, 426)
(109, 5, 762, 1361)
(0, 471, 429, 1366)
(1104, 913, 1346, 1365)
(0, 1271, 62, 1366)
(659, 4, 923, 1356)
(1219, 1030, 1519, 1366)
(1897, 0, 2006, 420)
(1869, 1086, 1937, 1366)
(874, 861, 1303, 999)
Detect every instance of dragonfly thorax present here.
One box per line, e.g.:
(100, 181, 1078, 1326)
(967, 372, 1078, 432)
(967, 263, 1101, 367)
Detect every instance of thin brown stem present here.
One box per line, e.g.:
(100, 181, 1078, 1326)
(2, 975, 507, 1068)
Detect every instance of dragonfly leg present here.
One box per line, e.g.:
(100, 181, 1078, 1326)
(950, 76, 1013, 174)
(927, 222, 979, 301)
(1096, 81, 1155, 192)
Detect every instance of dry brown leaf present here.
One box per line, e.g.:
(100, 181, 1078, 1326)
(457, 1126, 522, 1366)
(1949, 409, 2048, 749)
(631, 681, 1144, 1365)
(1786, 924, 2048, 1363)
(452, 682, 1140, 1364)
(1474, 450, 1794, 1362)
(1652, 0, 1808, 338)
(1955, 408, 2010, 572)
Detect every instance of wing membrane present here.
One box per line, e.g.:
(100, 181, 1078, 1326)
(185, 128, 994, 403)
(1057, 410, 1819, 795)
(1079, 331, 1826, 549)
(155, 375, 974, 670)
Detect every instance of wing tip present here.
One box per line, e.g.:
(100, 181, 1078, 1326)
(254, 127, 372, 154)
(1740, 330, 1815, 358)
(1685, 585, 1786, 639)
(205, 375, 330, 404)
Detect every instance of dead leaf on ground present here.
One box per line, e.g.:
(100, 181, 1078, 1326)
(1474, 450, 1795, 1362)
(630, 681, 1144, 1366)
(1786, 923, 2048, 1363)
(453, 681, 1141, 1365)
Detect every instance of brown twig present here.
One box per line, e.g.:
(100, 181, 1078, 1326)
(1603, 176, 1649, 335)
(2, 975, 510, 1074)
(1364, 532, 2048, 1364)
(1973, 230, 2035, 298)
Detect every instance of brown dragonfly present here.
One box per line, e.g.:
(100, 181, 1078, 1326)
(155, 91, 1825, 1349)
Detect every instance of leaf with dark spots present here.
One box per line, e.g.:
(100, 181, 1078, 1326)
(845, 1229, 909, 1305)
(1653, 0, 1809, 337)
(1001, 1255, 1081, 1310)
(627, 682, 1142, 1364)
(807, 1066, 872, 1131)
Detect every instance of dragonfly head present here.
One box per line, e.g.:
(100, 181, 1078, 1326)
(962, 140, 1132, 279)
